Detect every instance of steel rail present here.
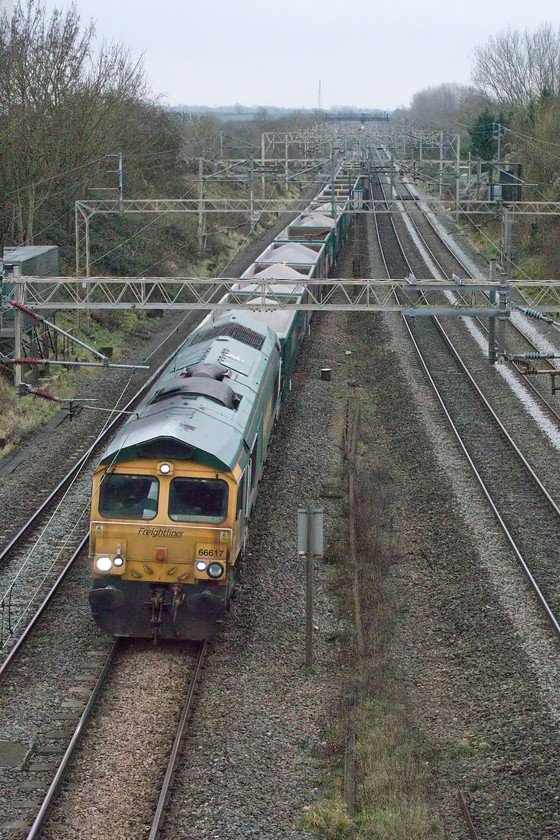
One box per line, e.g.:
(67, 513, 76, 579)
(370, 183, 392, 280)
(25, 640, 121, 840)
(0, 538, 89, 676)
(347, 405, 364, 658)
(342, 403, 363, 818)
(369, 172, 415, 281)
(399, 177, 560, 425)
(148, 641, 208, 840)
(403, 309, 560, 637)
(373, 171, 560, 637)
(458, 789, 480, 840)
(437, 321, 560, 515)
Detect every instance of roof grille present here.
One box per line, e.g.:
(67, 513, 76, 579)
(150, 376, 238, 409)
(191, 322, 265, 350)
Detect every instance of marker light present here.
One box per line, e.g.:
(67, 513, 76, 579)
(196, 560, 207, 572)
(95, 556, 113, 573)
(207, 562, 224, 579)
(113, 556, 124, 567)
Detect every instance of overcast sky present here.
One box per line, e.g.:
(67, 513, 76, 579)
(36, 0, 560, 110)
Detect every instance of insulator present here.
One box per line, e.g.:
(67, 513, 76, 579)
(510, 352, 558, 360)
(516, 306, 553, 323)
(29, 388, 61, 402)
(9, 300, 39, 319)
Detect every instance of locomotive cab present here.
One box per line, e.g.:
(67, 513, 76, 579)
(89, 458, 244, 640)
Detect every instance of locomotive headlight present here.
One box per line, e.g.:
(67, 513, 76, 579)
(95, 556, 113, 572)
(159, 463, 171, 475)
(207, 562, 224, 579)
(113, 556, 124, 567)
(196, 560, 207, 572)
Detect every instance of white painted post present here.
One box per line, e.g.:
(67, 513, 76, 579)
(299, 505, 324, 671)
(14, 272, 23, 395)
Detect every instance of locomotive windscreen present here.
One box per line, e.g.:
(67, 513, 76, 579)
(99, 474, 159, 520)
(168, 478, 228, 523)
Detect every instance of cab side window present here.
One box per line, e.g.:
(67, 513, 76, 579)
(236, 474, 246, 519)
(249, 437, 258, 490)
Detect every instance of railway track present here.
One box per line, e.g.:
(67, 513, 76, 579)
(367, 165, 560, 838)
(373, 169, 560, 633)
(24, 640, 119, 839)
(404, 309, 560, 630)
(148, 641, 207, 840)
(2, 639, 207, 839)
(394, 176, 560, 424)
(0, 337, 196, 660)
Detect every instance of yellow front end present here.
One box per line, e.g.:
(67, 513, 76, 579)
(88, 459, 242, 639)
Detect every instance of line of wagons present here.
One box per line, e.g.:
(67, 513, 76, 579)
(88, 156, 365, 640)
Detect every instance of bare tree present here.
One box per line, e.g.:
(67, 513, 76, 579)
(472, 24, 560, 107)
(0, 0, 147, 243)
(407, 83, 487, 129)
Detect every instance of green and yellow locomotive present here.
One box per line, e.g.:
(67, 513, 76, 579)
(88, 159, 364, 639)
(89, 310, 295, 639)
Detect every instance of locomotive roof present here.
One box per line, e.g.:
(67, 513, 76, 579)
(221, 291, 303, 340)
(100, 313, 278, 473)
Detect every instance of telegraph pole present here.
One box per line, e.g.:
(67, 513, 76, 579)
(261, 131, 266, 198)
(249, 154, 255, 222)
(198, 158, 206, 255)
(502, 207, 513, 276)
(488, 261, 496, 364)
(439, 134, 443, 200)
(106, 153, 123, 214)
(331, 151, 336, 218)
(118, 152, 123, 215)
(493, 122, 504, 162)
(14, 273, 23, 396)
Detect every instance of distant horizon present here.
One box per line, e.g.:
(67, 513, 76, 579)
(168, 104, 395, 113)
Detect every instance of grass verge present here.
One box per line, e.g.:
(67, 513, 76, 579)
(301, 344, 443, 839)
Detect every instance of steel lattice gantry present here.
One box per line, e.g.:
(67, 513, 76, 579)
(74, 197, 560, 276)
(9, 276, 560, 394)
(9, 276, 516, 314)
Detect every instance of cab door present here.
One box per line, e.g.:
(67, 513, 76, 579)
(246, 434, 259, 515)
(233, 470, 249, 561)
